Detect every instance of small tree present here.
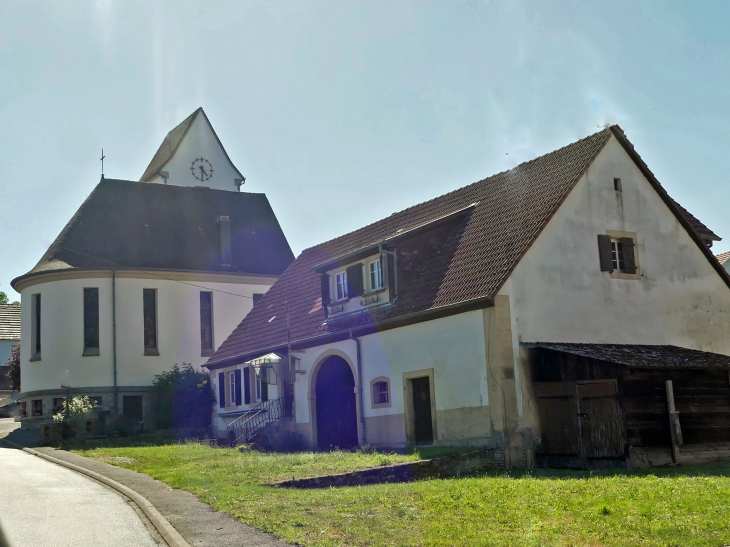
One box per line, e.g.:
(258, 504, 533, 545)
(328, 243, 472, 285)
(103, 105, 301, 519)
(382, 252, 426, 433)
(3, 344, 19, 391)
(151, 363, 215, 432)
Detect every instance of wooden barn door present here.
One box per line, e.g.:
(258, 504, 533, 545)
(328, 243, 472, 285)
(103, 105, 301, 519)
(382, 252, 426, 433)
(577, 380, 625, 462)
(534, 380, 625, 468)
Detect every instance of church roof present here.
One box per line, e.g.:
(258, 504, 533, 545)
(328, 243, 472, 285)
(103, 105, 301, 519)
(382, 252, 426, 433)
(139, 108, 243, 182)
(207, 125, 727, 367)
(12, 178, 294, 288)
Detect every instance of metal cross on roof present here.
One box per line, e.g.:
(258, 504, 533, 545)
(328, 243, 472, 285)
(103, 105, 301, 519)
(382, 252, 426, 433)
(100, 148, 106, 176)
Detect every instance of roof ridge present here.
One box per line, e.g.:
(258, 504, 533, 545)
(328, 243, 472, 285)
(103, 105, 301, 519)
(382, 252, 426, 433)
(301, 126, 613, 253)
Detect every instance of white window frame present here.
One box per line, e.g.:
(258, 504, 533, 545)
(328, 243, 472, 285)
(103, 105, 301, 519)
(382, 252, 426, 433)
(335, 271, 348, 302)
(230, 372, 236, 406)
(369, 259, 383, 291)
(611, 239, 625, 272)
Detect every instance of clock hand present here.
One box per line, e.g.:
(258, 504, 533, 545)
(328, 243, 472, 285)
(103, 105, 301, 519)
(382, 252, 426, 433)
(200, 165, 208, 179)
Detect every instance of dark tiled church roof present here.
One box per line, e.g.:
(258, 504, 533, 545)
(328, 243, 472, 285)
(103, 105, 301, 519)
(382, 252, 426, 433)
(208, 125, 725, 367)
(13, 178, 294, 286)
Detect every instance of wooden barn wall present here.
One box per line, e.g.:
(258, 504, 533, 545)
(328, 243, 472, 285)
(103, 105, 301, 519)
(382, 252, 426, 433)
(623, 368, 730, 447)
(530, 349, 730, 449)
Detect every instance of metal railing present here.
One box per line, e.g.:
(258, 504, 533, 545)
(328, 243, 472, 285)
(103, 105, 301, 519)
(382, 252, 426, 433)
(226, 397, 284, 446)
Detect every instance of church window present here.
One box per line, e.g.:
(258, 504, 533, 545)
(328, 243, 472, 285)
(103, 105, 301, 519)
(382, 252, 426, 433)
(200, 292, 213, 354)
(30, 294, 41, 360)
(143, 289, 158, 354)
(83, 288, 100, 355)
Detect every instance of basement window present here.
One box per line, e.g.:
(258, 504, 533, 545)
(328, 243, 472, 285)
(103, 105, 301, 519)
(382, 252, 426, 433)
(32, 399, 43, 417)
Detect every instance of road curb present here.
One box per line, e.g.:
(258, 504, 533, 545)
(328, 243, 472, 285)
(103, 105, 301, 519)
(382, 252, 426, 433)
(1, 439, 189, 547)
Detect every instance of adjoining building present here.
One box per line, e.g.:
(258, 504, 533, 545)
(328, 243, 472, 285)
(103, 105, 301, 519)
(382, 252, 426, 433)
(11, 108, 294, 430)
(206, 125, 730, 469)
(0, 304, 20, 414)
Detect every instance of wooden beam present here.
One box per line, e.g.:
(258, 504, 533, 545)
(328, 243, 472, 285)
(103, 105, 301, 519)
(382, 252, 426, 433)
(665, 380, 683, 463)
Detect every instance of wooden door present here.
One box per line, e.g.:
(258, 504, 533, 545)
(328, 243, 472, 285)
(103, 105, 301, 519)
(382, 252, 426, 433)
(577, 380, 625, 458)
(533, 382, 580, 456)
(412, 377, 434, 444)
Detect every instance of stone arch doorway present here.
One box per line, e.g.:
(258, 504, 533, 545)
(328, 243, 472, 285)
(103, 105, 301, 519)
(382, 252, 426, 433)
(315, 355, 358, 449)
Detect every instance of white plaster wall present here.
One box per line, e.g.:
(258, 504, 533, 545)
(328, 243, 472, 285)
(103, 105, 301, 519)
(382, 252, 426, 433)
(149, 113, 242, 191)
(499, 135, 730, 413)
(291, 310, 490, 424)
(19, 273, 273, 393)
(0, 340, 18, 366)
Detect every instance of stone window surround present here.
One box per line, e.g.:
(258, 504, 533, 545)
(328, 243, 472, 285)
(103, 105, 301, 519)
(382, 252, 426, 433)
(370, 376, 392, 409)
(605, 230, 641, 281)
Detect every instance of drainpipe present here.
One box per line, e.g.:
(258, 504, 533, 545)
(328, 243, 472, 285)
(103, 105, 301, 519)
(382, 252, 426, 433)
(112, 269, 118, 414)
(378, 243, 399, 304)
(349, 330, 366, 446)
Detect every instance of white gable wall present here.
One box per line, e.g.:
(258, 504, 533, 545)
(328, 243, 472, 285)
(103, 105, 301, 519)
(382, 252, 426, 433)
(148, 113, 242, 191)
(499, 135, 730, 419)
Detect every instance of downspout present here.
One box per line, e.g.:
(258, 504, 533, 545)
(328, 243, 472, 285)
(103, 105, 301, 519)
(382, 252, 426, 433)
(378, 243, 399, 304)
(349, 330, 366, 446)
(112, 269, 118, 414)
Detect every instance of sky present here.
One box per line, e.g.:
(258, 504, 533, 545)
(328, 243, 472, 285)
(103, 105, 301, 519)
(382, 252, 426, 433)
(1, 0, 729, 300)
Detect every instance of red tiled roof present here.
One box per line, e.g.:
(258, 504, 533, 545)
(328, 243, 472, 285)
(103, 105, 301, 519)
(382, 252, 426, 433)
(207, 126, 727, 366)
(716, 251, 730, 265)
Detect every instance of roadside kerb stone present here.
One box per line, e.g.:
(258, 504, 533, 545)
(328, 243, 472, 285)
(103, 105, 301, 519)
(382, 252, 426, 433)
(0, 438, 189, 547)
(273, 447, 505, 488)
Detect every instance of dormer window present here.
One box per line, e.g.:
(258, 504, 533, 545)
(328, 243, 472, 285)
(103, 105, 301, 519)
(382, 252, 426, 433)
(369, 259, 383, 290)
(335, 272, 348, 301)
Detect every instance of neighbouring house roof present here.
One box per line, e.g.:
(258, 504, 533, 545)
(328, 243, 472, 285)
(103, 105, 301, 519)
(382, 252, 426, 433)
(670, 199, 721, 244)
(140, 107, 243, 182)
(0, 305, 20, 341)
(523, 342, 730, 369)
(12, 178, 294, 288)
(207, 125, 727, 367)
(716, 251, 730, 265)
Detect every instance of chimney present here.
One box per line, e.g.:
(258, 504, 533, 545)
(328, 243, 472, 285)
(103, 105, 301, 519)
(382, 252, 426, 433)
(217, 216, 232, 266)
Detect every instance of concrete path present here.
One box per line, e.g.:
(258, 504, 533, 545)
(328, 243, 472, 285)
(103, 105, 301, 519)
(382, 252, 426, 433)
(0, 446, 159, 547)
(0, 419, 291, 547)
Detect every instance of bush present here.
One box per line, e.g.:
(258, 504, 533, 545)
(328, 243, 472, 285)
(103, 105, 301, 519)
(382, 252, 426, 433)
(52, 396, 97, 439)
(151, 363, 215, 433)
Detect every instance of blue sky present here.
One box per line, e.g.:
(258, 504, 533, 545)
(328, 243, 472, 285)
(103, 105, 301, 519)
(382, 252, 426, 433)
(1, 0, 729, 299)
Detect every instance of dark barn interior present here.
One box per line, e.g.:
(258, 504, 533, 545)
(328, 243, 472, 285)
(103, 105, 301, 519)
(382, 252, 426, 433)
(526, 343, 730, 469)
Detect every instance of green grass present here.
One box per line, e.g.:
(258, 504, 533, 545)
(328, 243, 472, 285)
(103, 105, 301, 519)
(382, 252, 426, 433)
(71, 441, 730, 546)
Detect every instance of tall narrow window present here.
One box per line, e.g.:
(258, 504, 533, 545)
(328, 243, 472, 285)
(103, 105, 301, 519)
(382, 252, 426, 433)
(230, 372, 235, 406)
(369, 259, 383, 290)
(31, 293, 41, 359)
(83, 288, 100, 354)
(143, 289, 157, 354)
(200, 292, 213, 353)
(611, 240, 625, 272)
(335, 272, 348, 301)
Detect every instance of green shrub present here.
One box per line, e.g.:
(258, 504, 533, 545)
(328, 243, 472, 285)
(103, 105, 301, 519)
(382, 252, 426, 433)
(151, 363, 215, 432)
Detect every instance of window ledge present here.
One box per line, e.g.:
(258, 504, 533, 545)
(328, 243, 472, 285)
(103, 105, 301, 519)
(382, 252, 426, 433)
(610, 271, 641, 281)
(371, 401, 392, 410)
(144, 348, 160, 356)
(82, 348, 100, 357)
(29, 353, 41, 362)
(363, 287, 387, 296)
(201, 348, 214, 357)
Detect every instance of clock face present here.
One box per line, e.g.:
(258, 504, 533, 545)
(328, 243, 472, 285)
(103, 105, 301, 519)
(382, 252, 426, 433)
(190, 158, 214, 182)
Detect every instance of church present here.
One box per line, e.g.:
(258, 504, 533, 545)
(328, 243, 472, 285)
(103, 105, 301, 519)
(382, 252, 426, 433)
(11, 108, 294, 430)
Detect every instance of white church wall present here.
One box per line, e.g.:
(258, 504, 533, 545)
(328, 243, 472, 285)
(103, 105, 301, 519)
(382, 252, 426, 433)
(149, 113, 242, 191)
(498, 134, 730, 420)
(18, 272, 275, 394)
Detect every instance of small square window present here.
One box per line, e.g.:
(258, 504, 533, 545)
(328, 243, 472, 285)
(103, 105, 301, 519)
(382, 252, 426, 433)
(614, 177, 622, 192)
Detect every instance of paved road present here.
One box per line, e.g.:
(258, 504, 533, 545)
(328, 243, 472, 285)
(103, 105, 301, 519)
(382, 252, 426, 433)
(0, 421, 158, 547)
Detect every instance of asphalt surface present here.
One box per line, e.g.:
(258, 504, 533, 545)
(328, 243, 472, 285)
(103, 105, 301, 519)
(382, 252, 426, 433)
(0, 419, 292, 547)
(0, 445, 158, 547)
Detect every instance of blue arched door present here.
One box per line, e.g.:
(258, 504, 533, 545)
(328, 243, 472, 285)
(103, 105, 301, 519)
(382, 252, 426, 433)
(315, 356, 358, 449)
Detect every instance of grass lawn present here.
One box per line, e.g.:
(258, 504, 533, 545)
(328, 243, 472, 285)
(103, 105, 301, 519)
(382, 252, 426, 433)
(71, 440, 730, 546)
